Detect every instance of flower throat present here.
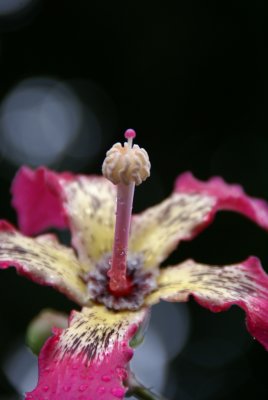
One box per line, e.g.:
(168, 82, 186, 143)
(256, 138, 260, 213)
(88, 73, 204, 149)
(102, 129, 151, 296)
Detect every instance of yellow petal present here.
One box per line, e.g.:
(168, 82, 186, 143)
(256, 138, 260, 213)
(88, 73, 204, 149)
(145, 257, 268, 307)
(0, 227, 89, 305)
(130, 192, 214, 269)
(145, 257, 268, 350)
(63, 176, 116, 264)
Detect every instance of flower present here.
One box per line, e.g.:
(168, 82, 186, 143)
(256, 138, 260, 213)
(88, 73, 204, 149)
(1, 130, 268, 399)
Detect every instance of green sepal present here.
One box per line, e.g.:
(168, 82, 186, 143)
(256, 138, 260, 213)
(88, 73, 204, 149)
(26, 308, 68, 355)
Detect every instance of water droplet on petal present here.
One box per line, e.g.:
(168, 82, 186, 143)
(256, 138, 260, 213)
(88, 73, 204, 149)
(111, 387, 125, 398)
(98, 386, 106, 395)
(63, 385, 71, 392)
(43, 385, 49, 392)
(115, 367, 127, 380)
(102, 374, 111, 382)
(79, 384, 88, 392)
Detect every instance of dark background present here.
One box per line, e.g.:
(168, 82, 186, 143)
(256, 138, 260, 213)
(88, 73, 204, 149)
(0, 1, 268, 399)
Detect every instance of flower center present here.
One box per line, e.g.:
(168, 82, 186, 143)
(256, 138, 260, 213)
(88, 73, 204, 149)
(102, 129, 151, 296)
(85, 253, 157, 310)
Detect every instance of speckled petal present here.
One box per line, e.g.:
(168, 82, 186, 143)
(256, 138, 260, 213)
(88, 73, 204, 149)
(12, 166, 117, 265)
(130, 172, 268, 270)
(26, 305, 148, 400)
(0, 220, 89, 305)
(62, 175, 116, 264)
(175, 172, 268, 230)
(146, 257, 268, 349)
(129, 192, 215, 269)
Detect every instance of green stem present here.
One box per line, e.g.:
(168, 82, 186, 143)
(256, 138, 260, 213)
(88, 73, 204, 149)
(126, 372, 169, 400)
(127, 385, 168, 400)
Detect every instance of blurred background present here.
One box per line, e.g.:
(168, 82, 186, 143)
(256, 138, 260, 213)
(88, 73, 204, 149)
(0, 0, 268, 399)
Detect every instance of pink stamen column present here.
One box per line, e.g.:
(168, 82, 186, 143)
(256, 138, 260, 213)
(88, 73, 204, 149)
(102, 129, 151, 296)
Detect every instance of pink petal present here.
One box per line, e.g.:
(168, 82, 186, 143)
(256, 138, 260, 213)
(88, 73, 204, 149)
(12, 166, 73, 235)
(146, 256, 268, 350)
(12, 166, 116, 265)
(26, 305, 148, 400)
(175, 172, 268, 231)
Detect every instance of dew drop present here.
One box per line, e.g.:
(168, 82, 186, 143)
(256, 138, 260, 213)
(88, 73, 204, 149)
(43, 385, 49, 392)
(79, 384, 88, 392)
(115, 367, 127, 380)
(97, 386, 106, 395)
(44, 366, 50, 373)
(63, 385, 71, 392)
(102, 374, 111, 382)
(111, 387, 125, 398)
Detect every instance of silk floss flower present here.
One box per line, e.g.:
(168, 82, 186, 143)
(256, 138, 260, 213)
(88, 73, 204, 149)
(1, 129, 268, 399)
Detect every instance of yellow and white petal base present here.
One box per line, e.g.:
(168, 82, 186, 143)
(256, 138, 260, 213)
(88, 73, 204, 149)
(0, 220, 89, 306)
(145, 257, 268, 350)
(26, 304, 148, 400)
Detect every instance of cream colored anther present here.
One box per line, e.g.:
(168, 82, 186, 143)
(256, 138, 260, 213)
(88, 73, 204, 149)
(102, 142, 151, 185)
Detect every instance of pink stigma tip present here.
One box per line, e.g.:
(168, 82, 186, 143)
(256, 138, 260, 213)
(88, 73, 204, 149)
(124, 129, 136, 139)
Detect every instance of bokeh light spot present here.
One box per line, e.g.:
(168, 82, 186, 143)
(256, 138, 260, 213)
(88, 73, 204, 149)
(0, 77, 82, 167)
(0, 0, 37, 16)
